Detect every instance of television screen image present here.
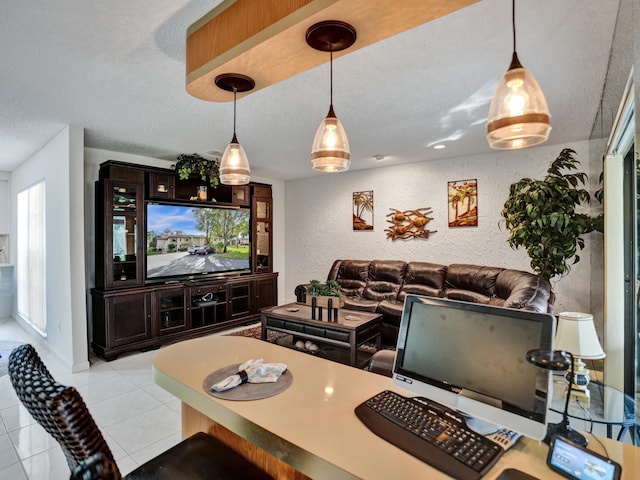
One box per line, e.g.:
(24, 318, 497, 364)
(146, 203, 250, 280)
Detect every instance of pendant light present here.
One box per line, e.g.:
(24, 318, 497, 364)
(487, 0, 550, 150)
(215, 73, 254, 185)
(306, 21, 356, 172)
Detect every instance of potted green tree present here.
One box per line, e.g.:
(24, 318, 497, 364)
(501, 148, 602, 281)
(174, 153, 220, 187)
(306, 279, 346, 308)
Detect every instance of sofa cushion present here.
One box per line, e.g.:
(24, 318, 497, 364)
(398, 262, 447, 301)
(445, 264, 503, 297)
(405, 262, 447, 289)
(362, 260, 406, 301)
(329, 260, 369, 297)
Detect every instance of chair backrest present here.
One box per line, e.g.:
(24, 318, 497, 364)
(8, 344, 120, 476)
(71, 453, 123, 480)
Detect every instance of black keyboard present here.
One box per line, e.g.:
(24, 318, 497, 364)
(355, 390, 503, 480)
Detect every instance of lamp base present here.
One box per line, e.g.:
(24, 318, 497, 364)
(544, 422, 588, 447)
(567, 384, 591, 407)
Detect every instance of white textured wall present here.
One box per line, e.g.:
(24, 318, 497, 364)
(284, 140, 598, 316)
(10, 126, 89, 372)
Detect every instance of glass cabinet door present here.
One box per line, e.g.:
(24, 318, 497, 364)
(155, 290, 187, 335)
(107, 181, 143, 288)
(112, 215, 137, 282)
(256, 221, 270, 269)
(253, 197, 272, 272)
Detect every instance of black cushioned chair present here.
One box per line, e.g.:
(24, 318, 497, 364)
(8, 344, 273, 480)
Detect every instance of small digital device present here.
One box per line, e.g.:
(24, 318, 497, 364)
(392, 295, 556, 440)
(547, 435, 621, 480)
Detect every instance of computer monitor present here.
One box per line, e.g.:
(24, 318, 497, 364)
(392, 295, 555, 440)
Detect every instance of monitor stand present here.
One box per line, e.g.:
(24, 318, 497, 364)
(460, 413, 501, 435)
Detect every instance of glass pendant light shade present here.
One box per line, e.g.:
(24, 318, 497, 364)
(487, 53, 551, 149)
(219, 133, 250, 185)
(487, 0, 550, 150)
(306, 21, 356, 173)
(311, 105, 351, 172)
(214, 73, 254, 186)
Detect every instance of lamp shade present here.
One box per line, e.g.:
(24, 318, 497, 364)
(219, 133, 250, 185)
(487, 54, 551, 150)
(310, 105, 351, 172)
(554, 312, 605, 359)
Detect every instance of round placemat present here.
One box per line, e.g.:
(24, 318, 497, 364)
(203, 363, 293, 401)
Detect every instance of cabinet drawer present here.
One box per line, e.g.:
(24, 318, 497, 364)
(191, 284, 226, 296)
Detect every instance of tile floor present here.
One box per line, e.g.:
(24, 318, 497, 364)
(0, 317, 254, 480)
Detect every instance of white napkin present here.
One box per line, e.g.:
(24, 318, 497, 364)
(211, 359, 288, 392)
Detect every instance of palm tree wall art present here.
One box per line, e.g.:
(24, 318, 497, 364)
(353, 191, 374, 230)
(448, 179, 478, 227)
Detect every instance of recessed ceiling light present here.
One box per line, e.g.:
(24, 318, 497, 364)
(373, 154, 386, 161)
(433, 144, 446, 150)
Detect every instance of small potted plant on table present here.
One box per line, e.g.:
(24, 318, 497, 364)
(305, 279, 345, 308)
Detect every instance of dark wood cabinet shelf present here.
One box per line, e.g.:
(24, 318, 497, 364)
(91, 160, 277, 360)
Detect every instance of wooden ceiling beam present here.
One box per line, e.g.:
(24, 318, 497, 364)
(186, 0, 479, 102)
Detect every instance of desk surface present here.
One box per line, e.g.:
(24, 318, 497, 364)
(153, 336, 639, 480)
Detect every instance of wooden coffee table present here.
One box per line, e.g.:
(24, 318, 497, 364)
(261, 302, 382, 367)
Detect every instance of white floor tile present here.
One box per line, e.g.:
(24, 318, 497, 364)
(0, 462, 27, 480)
(20, 446, 69, 480)
(74, 373, 139, 406)
(99, 429, 128, 462)
(143, 381, 180, 403)
(0, 403, 36, 432)
(54, 365, 119, 388)
(104, 404, 181, 455)
(116, 455, 140, 477)
(0, 433, 20, 470)
(129, 431, 182, 467)
(91, 389, 162, 427)
(0, 375, 19, 410)
(8, 423, 60, 460)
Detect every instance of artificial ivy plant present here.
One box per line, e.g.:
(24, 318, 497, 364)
(501, 148, 602, 281)
(175, 153, 220, 187)
(307, 279, 344, 297)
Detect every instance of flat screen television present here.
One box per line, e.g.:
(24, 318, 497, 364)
(145, 202, 251, 281)
(393, 295, 555, 440)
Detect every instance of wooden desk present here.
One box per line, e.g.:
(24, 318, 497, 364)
(152, 336, 639, 479)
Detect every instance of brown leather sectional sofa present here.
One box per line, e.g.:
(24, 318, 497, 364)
(295, 259, 553, 346)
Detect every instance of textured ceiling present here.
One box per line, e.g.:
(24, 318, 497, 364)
(0, 0, 620, 180)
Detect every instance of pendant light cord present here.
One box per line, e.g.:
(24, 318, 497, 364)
(233, 87, 237, 135)
(329, 46, 334, 107)
(512, 0, 516, 53)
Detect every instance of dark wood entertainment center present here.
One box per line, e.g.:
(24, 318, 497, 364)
(91, 160, 277, 360)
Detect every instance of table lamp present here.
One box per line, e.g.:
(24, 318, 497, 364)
(554, 312, 605, 406)
(526, 349, 588, 447)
